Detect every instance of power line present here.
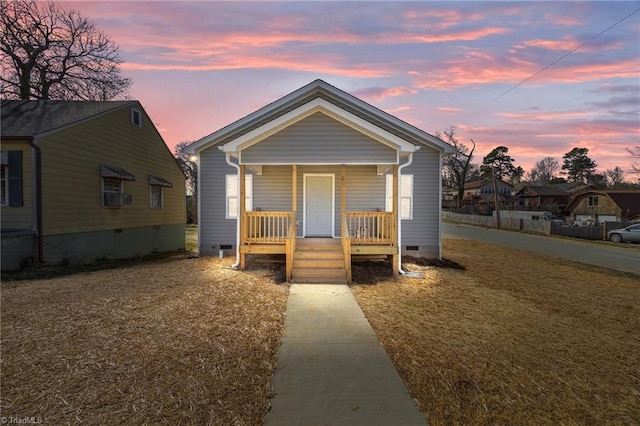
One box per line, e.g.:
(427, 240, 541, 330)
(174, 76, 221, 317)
(492, 7, 640, 102)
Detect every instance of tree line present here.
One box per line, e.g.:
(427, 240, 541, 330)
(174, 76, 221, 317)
(440, 127, 640, 203)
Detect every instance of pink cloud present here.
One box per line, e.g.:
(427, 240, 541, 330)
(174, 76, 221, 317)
(437, 107, 462, 113)
(352, 86, 418, 101)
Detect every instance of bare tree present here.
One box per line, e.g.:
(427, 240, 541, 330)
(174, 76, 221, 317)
(627, 145, 640, 174)
(175, 141, 198, 223)
(1, 0, 131, 100)
(438, 126, 475, 204)
(528, 157, 559, 185)
(604, 167, 625, 188)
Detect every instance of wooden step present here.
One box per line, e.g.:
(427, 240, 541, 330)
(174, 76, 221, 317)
(296, 238, 340, 246)
(292, 268, 346, 279)
(293, 259, 345, 269)
(291, 276, 348, 284)
(290, 238, 348, 284)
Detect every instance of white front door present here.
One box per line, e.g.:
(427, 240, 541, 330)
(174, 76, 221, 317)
(304, 174, 334, 237)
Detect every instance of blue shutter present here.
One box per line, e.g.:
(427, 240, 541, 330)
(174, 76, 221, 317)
(8, 150, 23, 207)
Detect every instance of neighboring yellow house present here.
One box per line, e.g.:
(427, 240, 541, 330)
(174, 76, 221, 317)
(1, 100, 186, 270)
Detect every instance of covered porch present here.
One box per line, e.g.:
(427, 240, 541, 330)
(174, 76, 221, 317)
(237, 164, 400, 283)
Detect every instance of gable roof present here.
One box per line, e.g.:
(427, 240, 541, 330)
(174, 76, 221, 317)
(184, 79, 455, 155)
(1, 100, 135, 137)
(515, 185, 568, 196)
(464, 178, 513, 190)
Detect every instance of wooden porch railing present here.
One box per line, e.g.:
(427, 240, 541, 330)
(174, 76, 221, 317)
(345, 212, 395, 245)
(243, 211, 295, 244)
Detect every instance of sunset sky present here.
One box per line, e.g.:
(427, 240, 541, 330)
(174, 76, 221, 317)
(63, 1, 640, 175)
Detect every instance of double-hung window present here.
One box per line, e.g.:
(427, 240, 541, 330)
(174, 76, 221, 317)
(149, 176, 173, 208)
(1, 150, 23, 207)
(101, 165, 135, 207)
(385, 174, 413, 219)
(226, 174, 252, 219)
(588, 195, 599, 207)
(103, 178, 123, 206)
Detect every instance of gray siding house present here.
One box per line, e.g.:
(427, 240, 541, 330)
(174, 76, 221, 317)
(185, 80, 454, 283)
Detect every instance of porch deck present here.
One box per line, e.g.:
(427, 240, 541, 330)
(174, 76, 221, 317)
(239, 211, 398, 283)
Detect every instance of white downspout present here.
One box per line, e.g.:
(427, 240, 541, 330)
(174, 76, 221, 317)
(397, 148, 419, 274)
(224, 153, 242, 269)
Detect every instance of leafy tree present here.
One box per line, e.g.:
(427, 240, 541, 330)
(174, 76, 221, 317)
(438, 126, 475, 203)
(528, 157, 559, 185)
(175, 141, 198, 223)
(511, 166, 525, 184)
(1, 0, 131, 100)
(561, 147, 597, 184)
(480, 146, 516, 180)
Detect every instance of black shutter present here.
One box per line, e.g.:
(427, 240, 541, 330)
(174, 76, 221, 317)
(8, 150, 23, 207)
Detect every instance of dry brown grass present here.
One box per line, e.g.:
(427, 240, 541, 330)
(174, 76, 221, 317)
(352, 239, 640, 425)
(1, 256, 288, 425)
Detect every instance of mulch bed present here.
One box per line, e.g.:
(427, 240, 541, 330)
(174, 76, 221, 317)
(352, 239, 640, 425)
(1, 255, 288, 425)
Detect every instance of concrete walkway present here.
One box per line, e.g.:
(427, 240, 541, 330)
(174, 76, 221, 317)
(265, 284, 428, 425)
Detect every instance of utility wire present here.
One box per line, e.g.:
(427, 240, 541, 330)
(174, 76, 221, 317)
(492, 7, 640, 102)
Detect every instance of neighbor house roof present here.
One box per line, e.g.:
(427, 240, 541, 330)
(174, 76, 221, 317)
(184, 79, 455, 155)
(1, 100, 135, 137)
(464, 178, 513, 190)
(565, 190, 640, 217)
(515, 185, 568, 196)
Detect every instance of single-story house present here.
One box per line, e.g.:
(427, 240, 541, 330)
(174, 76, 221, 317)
(1, 100, 186, 270)
(185, 79, 454, 283)
(564, 190, 640, 224)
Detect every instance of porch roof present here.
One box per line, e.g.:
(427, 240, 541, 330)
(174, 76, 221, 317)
(184, 80, 455, 157)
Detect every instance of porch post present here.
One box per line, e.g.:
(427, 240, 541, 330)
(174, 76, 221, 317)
(341, 165, 351, 283)
(239, 164, 246, 270)
(292, 165, 297, 215)
(392, 164, 399, 276)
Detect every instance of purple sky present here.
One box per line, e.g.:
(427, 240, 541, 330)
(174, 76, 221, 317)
(63, 1, 640, 176)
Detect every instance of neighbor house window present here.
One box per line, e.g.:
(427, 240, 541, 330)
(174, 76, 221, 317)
(149, 176, 173, 208)
(150, 185, 162, 208)
(226, 174, 252, 219)
(101, 165, 135, 207)
(386, 174, 413, 219)
(103, 178, 123, 207)
(588, 196, 599, 207)
(0, 164, 7, 206)
(1, 151, 23, 207)
(131, 108, 142, 127)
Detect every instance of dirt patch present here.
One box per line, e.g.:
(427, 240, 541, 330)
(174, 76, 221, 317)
(352, 239, 640, 425)
(1, 256, 288, 425)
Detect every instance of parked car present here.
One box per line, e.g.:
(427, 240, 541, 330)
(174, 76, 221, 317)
(607, 224, 640, 243)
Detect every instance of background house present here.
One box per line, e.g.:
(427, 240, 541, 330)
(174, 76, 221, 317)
(1, 100, 186, 270)
(463, 178, 513, 200)
(186, 79, 454, 283)
(564, 190, 640, 225)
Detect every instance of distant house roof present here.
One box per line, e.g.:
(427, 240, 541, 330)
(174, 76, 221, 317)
(464, 178, 513, 190)
(184, 79, 456, 156)
(516, 185, 568, 197)
(565, 190, 640, 217)
(1, 100, 135, 137)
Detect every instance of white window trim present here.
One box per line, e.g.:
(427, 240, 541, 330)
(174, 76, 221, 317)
(150, 185, 163, 208)
(226, 174, 252, 219)
(386, 174, 413, 220)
